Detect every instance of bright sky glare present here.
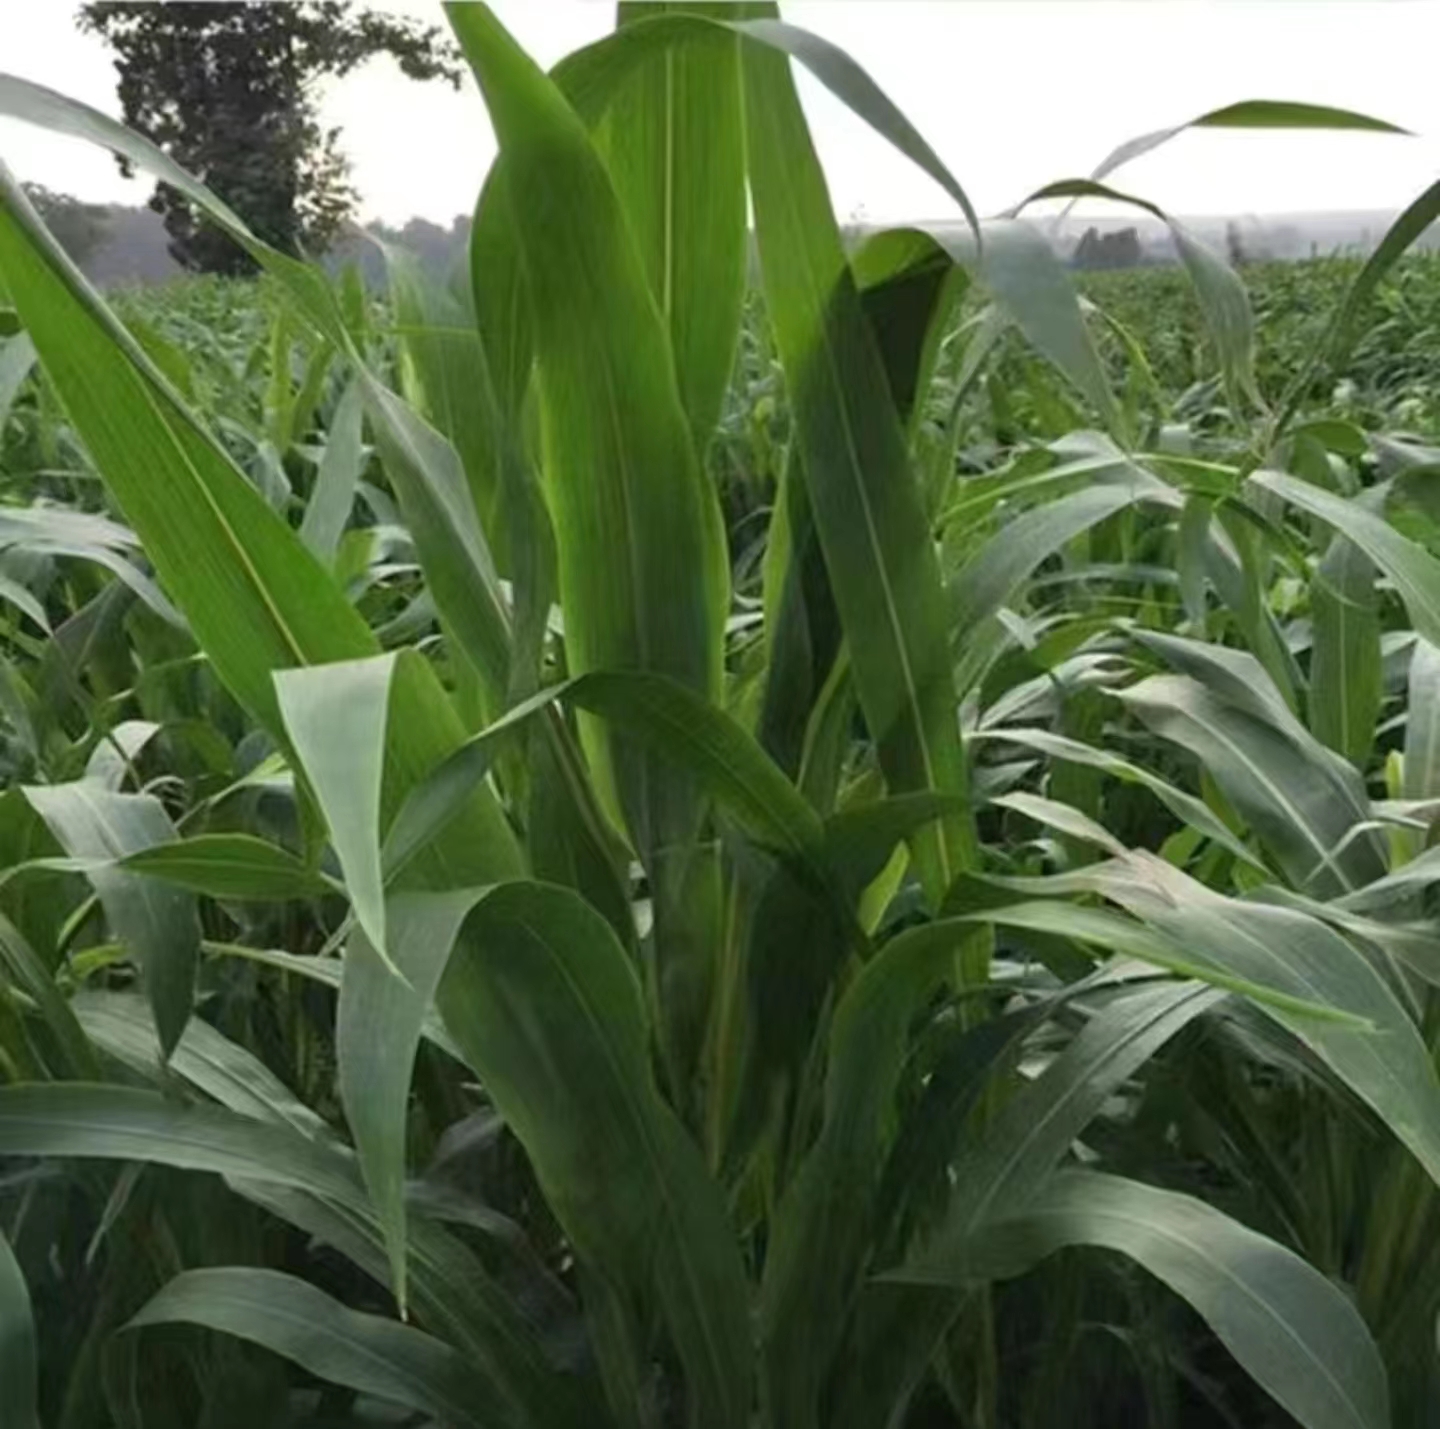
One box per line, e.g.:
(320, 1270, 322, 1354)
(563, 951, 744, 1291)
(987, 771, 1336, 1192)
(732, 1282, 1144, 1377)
(2, 1, 1439, 227)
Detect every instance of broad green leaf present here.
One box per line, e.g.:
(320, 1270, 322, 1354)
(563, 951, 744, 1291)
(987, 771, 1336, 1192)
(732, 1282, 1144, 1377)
(1310, 533, 1381, 769)
(759, 225, 966, 788)
(450, 5, 731, 1096)
(300, 374, 364, 565)
(902, 1171, 1389, 1429)
(743, 26, 975, 903)
(24, 782, 199, 1058)
(0, 1228, 39, 1429)
(1133, 627, 1295, 731)
(131, 1269, 500, 1429)
(121, 833, 336, 901)
(448, 4, 726, 843)
(433, 881, 753, 1429)
(381, 242, 553, 700)
(467, 5, 983, 429)
(340, 891, 480, 1315)
(603, 3, 748, 450)
(274, 654, 397, 964)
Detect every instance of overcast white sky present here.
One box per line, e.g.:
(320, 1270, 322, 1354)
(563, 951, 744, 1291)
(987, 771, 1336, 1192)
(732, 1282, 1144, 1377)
(2, 1, 1440, 227)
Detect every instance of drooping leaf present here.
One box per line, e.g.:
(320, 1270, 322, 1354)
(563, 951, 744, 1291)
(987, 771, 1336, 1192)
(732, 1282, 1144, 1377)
(899, 1171, 1390, 1429)
(1250, 468, 1440, 648)
(971, 726, 1263, 869)
(1087, 99, 1405, 188)
(0, 1082, 361, 1204)
(24, 782, 199, 1058)
(130, 1269, 503, 1429)
(966, 218, 1118, 425)
(1015, 178, 1260, 409)
(915, 980, 1224, 1255)
(1116, 671, 1385, 898)
(1078, 852, 1440, 1188)
(77, 992, 329, 1141)
(949, 477, 1173, 634)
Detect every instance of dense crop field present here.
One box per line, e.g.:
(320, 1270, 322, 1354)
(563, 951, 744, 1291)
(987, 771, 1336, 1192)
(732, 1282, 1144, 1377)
(7, 6, 1440, 1428)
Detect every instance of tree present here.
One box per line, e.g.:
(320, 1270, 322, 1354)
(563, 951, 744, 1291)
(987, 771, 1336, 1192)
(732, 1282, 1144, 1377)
(21, 184, 110, 267)
(1072, 225, 1143, 271)
(78, 2, 462, 274)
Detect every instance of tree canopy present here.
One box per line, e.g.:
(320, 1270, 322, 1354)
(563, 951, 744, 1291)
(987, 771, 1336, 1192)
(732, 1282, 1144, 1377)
(78, 1, 462, 274)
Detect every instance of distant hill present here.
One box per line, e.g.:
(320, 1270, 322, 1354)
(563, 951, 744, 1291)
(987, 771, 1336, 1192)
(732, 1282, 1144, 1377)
(41, 196, 1440, 288)
(43, 197, 473, 290)
(84, 204, 182, 285)
(847, 210, 1440, 270)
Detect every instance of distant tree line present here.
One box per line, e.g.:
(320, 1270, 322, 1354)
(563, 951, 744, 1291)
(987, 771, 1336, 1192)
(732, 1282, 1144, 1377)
(1071, 226, 1144, 271)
